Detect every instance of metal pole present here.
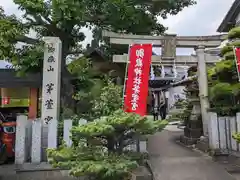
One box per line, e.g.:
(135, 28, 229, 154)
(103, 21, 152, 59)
(122, 45, 131, 106)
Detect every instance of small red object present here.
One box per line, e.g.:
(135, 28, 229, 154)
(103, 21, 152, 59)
(1, 97, 10, 105)
(1, 121, 16, 157)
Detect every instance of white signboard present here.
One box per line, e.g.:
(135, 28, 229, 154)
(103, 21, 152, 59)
(41, 37, 62, 148)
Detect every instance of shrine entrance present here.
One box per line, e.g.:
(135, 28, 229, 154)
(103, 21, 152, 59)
(102, 31, 225, 135)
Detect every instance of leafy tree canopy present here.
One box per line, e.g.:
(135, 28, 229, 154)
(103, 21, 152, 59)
(0, 0, 196, 74)
(208, 26, 240, 116)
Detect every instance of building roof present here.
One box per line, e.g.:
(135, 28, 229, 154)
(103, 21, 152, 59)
(0, 69, 41, 88)
(217, 0, 240, 32)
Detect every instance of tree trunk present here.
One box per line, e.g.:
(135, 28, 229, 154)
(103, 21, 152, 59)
(60, 75, 75, 110)
(107, 137, 115, 152)
(60, 45, 75, 113)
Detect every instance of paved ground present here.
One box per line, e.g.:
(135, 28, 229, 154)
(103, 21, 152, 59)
(0, 124, 238, 180)
(147, 128, 236, 180)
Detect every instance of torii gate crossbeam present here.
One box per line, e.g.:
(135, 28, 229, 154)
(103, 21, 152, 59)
(103, 31, 224, 136)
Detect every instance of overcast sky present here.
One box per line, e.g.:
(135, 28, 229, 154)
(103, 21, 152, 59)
(0, 0, 236, 57)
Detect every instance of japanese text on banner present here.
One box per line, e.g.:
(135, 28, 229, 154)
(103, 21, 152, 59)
(124, 44, 152, 116)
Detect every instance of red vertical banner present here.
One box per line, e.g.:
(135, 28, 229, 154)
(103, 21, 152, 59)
(124, 44, 152, 116)
(234, 47, 240, 81)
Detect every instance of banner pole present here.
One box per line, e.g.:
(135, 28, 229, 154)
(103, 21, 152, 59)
(122, 44, 131, 107)
(233, 46, 240, 82)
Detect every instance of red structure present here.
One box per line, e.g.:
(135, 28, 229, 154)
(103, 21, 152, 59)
(0, 69, 41, 163)
(1, 121, 16, 158)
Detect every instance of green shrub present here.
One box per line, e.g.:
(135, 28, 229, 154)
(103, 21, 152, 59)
(233, 133, 240, 143)
(48, 110, 168, 180)
(48, 81, 168, 180)
(220, 41, 240, 56)
(228, 27, 240, 40)
(208, 26, 240, 116)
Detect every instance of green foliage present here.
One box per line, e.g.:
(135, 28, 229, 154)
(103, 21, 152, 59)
(167, 99, 192, 123)
(48, 110, 168, 179)
(228, 27, 240, 40)
(48, 79, 167, 179)
(74, 79, 122, 120)
(0, 0, 195, 74)
(233, 133, 240, 143)
(223, 51, 234, 60)
(208, 27, 240, 116)
(208, 60, 238, 83)
(167, 110, 191, 122)
(0, 7, 28, 60)
(68, 56, 107, 118)
(48, 143, 138, 180)
(68, 57, 92, 78)
(91, 82, 122, 118)
(174, 98, 186, 107)
(68, 56, 104, 95)
(72, 110, 168, 151)
(220, 41, 240, 57)
(208, 83, 240, 115)
(0, 0, 196, 112)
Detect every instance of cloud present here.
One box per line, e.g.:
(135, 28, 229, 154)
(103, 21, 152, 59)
(155, 0, 235, 55)
(160, 0, 235, 35)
